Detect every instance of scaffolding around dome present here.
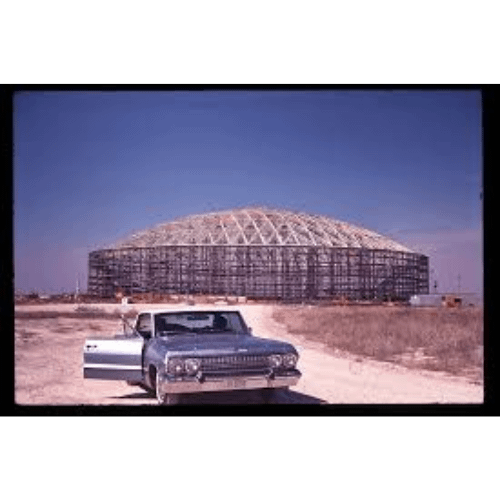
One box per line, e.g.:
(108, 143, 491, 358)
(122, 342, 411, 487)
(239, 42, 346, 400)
(88, 207, 429, 302)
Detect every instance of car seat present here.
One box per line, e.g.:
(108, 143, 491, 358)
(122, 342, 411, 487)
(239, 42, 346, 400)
(213, 314, 228, 330)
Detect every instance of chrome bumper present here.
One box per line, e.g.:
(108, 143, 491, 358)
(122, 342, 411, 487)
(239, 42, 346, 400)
(159, 370, 301, 395)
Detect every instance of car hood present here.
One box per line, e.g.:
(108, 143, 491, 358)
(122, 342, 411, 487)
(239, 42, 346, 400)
(156, 333, 295, 356)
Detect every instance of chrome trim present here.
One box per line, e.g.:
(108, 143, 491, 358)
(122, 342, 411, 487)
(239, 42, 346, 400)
(84, 363, 142, 370)
(158, 371, 301, 395)
(200, 354, 270, 371)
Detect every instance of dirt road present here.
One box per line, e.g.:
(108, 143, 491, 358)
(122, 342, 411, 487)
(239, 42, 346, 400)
(14, 303, 483, 405)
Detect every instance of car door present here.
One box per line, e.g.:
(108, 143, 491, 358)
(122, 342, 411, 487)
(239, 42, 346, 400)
(83, 313, 152, 382)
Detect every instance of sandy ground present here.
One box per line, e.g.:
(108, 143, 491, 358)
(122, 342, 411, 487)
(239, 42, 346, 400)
(14, 303, 484, 405)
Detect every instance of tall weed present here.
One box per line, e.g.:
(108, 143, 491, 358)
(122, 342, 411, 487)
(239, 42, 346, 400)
(273, 306, 483, 377)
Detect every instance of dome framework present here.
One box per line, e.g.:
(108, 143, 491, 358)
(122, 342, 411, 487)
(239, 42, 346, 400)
(88, 207, 429, 301)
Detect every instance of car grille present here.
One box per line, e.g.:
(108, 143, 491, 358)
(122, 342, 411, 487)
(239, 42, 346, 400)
(201, 354, 269, 372)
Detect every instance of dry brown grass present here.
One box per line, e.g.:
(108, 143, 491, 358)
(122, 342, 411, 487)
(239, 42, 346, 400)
(273, 305, 483, 379)
(14, 306, 139, 320)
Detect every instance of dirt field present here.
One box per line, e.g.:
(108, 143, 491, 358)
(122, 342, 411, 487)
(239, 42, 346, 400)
(14, 303, 484, 405)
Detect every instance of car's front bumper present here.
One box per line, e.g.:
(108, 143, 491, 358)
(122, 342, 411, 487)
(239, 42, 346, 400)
(159, 369, 301, 394)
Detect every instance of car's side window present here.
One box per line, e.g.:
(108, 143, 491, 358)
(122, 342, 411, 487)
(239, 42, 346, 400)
(135, 313, 152, 339)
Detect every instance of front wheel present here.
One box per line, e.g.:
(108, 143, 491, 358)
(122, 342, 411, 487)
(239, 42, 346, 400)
(155, 370, 180, 405)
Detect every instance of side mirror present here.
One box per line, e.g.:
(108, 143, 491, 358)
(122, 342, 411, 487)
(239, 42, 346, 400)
(121, 315, 136, 336)
(138, 329, 152, 340)
(121, 314, 126, 333)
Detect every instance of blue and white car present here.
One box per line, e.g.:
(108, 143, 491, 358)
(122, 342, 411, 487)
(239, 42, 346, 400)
(83, 308, 301, 405)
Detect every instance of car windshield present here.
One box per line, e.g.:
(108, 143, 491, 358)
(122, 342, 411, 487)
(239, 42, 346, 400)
(154, 311, 249, 337)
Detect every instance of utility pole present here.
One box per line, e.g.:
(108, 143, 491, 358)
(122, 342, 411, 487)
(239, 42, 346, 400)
(458, 273, 461, 293)
(430, 269, 438, 293)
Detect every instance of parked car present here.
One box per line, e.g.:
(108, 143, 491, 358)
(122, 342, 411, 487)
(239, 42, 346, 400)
(83, 308, 301, 405)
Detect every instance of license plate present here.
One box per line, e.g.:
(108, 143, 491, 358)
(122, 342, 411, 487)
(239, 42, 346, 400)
(226, 378, 247, 389)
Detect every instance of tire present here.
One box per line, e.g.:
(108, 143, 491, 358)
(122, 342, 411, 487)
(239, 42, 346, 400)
(140, 382, 154, 395)
(146, 366, 157, 395)
(155, 369, 180, 406)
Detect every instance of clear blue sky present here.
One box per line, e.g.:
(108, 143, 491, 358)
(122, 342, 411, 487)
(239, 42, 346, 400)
(14, 90, 482, 295)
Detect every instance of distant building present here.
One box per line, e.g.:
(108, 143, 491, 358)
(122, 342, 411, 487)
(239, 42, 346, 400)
(409, 293, 481, 307)
(88, 206, 429, 302)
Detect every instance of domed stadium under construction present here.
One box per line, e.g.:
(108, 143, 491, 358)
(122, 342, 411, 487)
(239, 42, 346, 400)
(88, 207, 429, 302)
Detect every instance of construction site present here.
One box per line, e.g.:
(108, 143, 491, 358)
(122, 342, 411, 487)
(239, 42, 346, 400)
(87, 206, 429, 303)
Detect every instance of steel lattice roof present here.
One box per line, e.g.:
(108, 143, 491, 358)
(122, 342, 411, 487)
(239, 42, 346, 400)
(113, 206, 412, 252)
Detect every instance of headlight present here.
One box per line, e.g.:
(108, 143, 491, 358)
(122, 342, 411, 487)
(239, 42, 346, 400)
(283, 353, 298, 368)
(268, 354, 282, 368)
(184, 358, 201, 375)
(167, 358, 184, 376)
